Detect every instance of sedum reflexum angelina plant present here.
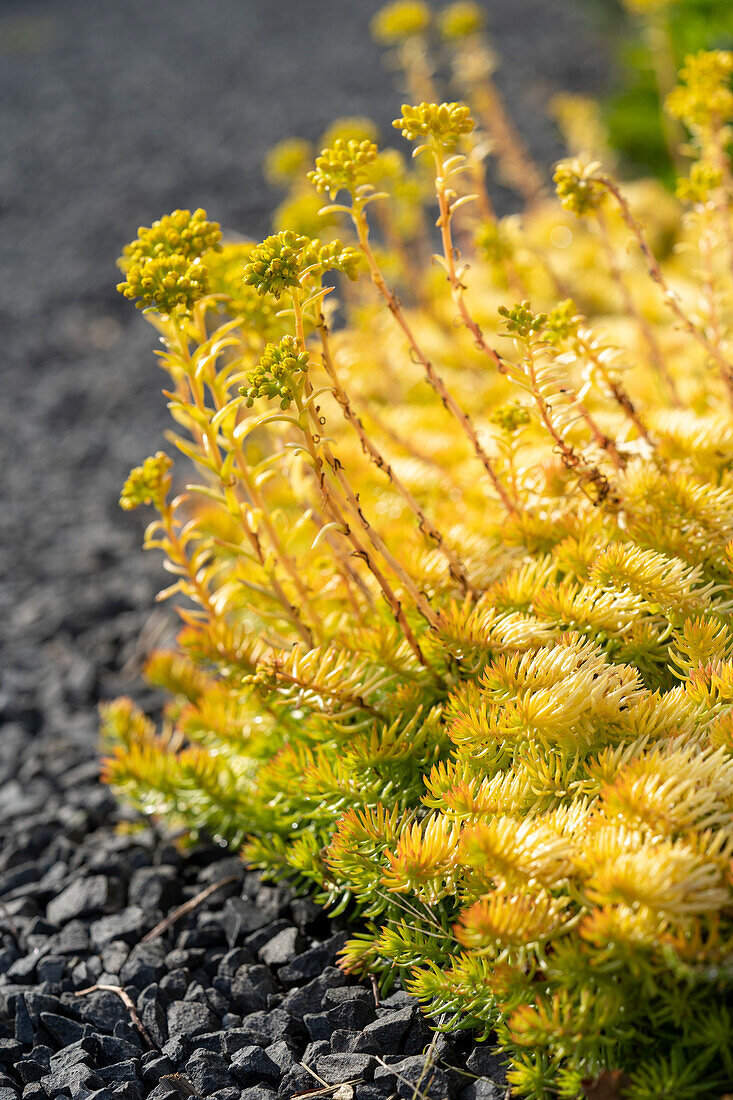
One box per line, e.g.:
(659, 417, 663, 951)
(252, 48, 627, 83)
(103, 9, 733, 1097)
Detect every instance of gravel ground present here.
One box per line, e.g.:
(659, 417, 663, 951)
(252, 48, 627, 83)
(2, 1, 610, 1096)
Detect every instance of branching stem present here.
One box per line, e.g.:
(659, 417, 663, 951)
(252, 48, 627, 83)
(599, 175, 733, 409)
(594, 208, 681, 406)
(289, 291, 431, 666)
(318, 311, 473, 594)
(351, 200, 518, 516)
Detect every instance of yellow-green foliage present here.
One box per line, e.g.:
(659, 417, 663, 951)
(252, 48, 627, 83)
(104, 11, 733, 1098)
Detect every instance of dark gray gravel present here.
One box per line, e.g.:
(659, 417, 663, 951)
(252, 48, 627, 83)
(2, 1, 611, 1096)
(0, 753, 509, 1100)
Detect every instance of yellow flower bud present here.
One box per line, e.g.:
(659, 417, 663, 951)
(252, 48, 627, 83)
(308, 139, 380, 199)
(666, 50, 733, 134)
(392, 101, 474, 148)
(438, 2, 484, 40)
(119, 452, 173, 511)
(371, 1, 431, 44)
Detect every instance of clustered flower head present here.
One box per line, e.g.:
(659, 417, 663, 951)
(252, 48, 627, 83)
(308, 138, 380, 199)
(117, 208, 222, 313)
(666, 50, 733, 134)
(205, 243, 283, 340)
(371, 0, 430, 43)
(438, 1, 484, 40)
(242, 231, 361, 300)
(553, 159, 606, 216)
(264, 138, 314, 187)
(490, 402, 531, 434)
(118, 253, 210, 314)
(676, 161, 724, 205)
(498, 300, 548, 339)
(392, 101, 474, 148)
(121, 208, 222, 265)
(239, 336, 309, 409)
(544, 298, 580, 344)
(305, 239, 363, 281)
(320, 117, 379, 149)
(119, 452, 173, 511)
(242, 231, 309, 299)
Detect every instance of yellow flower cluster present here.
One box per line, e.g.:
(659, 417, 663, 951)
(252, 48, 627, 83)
(121, 208, 222, 265)
(498, 300, 547, 339)
(553, 159, 606, 216)
(264, 138, 313, 187)
(119, 452, 173, 511)
(204, 243, 284, 341)
(675, 161, 723, 204)
(371, 0, 430, 43)
(117, 252, 209, 314)
(666, 49, 733, 133)
(544, 298, 580, 344)
(308, 138, 380, 199)
(437, 1, 484, 40)
(307, 238, 363, 281)
(239, 335, 309, 409)
(392, 100, 474, 147)
(242, 230, 309, 299)
(489, 403, 531, 434)
(116, 208, 221, 313)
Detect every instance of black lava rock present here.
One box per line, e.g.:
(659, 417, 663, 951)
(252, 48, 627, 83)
(217, 948, 255, 978)
(98, 1057, 140, 1084)
(76, 990, 130, 1031)
(279, 967, 347, 1017)
(89, 907, 147, 949)
(230, 965, 277, 1015)
(39, 1012, 86, 1047)
(239, 1009, 302, 1047)
(120, 942, 167, 988)
(278, 932, 349, 986)
(167, 1000, 219, 1041)
(460, 1080, 506, 1100)
(240, 1087, 278, 1100)
(219, 897, 273, 948)
(466, 1045, 508, 1083)
(353, 1004, 415, 1054)
(374, 1054, 454, 1099)
(314, 1053, 375, 1084)
(184, 1048, 233, 1092)
(140, 1052, 175, 1084)
(259, 927, 303, 968)
(41, 1060, 104, 1095)
(128, 866, 181, 912)
(46, 876, 124, 926)
(305, 999, 375, 1041)
(141, 997, 169, 1049)
(264, 1038, 298, 1076)
(14, 996, 34, 1046)
(279, 1064, 318, 1096)
(230, 1043, 279, 1084)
